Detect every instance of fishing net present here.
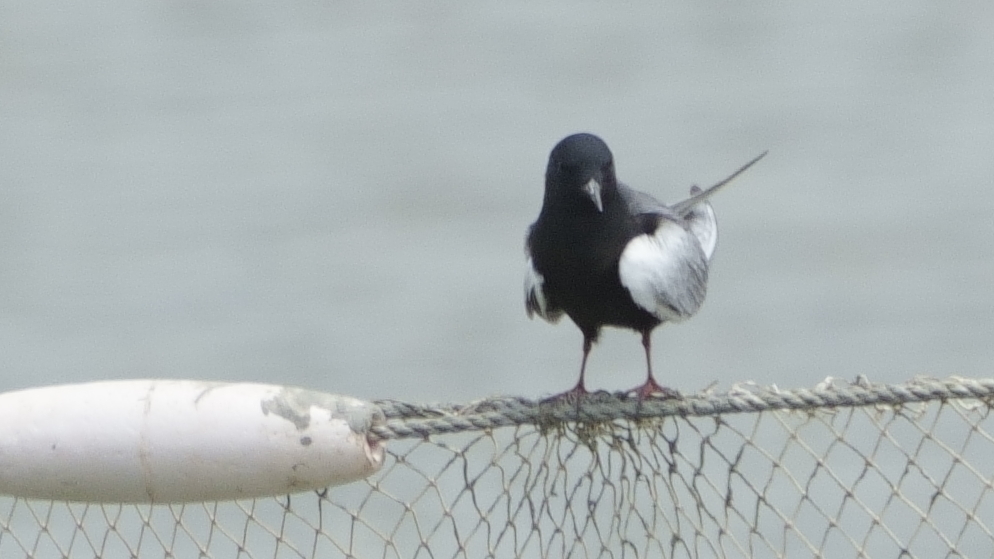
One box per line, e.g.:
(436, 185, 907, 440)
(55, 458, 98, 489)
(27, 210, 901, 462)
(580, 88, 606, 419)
(1, 376, 992, 558)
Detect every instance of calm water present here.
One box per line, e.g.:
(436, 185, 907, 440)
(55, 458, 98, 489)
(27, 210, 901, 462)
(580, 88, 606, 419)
(2, 1, 992, 403)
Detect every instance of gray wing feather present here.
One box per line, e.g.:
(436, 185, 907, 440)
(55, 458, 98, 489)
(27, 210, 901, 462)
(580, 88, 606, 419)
(617, 182, 678, 219)
(670, 151, 767, 216)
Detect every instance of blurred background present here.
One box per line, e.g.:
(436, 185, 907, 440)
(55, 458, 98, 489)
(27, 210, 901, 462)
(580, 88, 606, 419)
(1, 1, 991, 403)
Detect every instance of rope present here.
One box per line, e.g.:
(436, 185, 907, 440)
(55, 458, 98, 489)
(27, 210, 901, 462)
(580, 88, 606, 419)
(369, 376, 994, 441)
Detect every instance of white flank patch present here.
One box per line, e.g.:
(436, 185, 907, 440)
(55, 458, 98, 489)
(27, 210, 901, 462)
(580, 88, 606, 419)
(524, 256, 560, 322)
(619, 220, 708, 321)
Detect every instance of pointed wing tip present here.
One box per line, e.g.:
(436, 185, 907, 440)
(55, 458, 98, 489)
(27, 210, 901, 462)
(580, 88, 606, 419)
(747, 150, 769, 169)
(737, 150, 769, 175)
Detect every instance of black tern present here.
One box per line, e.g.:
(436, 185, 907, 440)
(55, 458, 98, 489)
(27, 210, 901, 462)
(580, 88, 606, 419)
(524, 133, 765, 399)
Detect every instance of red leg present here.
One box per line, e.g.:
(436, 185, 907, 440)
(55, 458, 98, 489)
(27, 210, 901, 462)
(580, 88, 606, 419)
(631, 331, 679, 400)
(543, 335, 593, 403)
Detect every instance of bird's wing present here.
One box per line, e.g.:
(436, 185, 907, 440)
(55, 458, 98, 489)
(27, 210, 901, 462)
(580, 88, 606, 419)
(618, 181, 718, 262)
(667, 152, 765, 260)
(524, 228, 564, 323)
(669, 151, 767, 216)
(618, 217, 709, 323)
(616, 181, 670, 216)
(620, 149, 765, 262)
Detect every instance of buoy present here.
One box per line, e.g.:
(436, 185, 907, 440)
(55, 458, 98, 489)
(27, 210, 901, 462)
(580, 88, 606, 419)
(0, 380, 385, 503)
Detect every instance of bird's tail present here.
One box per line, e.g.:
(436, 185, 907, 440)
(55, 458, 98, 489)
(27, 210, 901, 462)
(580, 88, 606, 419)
(670, 151, 768, 217)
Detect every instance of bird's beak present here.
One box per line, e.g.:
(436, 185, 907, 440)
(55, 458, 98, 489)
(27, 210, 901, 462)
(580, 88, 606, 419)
(582, 178, 604, 212)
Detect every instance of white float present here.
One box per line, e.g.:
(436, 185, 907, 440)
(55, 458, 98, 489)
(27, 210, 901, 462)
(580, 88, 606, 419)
(0, 380, 385, 503)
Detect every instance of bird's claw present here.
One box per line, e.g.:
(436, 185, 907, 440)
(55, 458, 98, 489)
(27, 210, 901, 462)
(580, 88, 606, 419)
(540, 383, 588, 407)
(629, 379, 681, 401)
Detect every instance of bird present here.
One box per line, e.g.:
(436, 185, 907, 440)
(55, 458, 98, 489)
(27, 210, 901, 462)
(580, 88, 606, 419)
(524, 133, 765, 400)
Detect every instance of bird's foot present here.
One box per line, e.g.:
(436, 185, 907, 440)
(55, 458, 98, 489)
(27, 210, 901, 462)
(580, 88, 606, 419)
(629, 379, 681, 402)
(626, 379, 682, 418)
(540, 383, 596, 421)
(540, 383, 588, 406)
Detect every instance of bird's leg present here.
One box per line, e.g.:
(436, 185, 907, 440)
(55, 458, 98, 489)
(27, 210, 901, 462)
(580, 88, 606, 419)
(560, 336, 592, 399)
(574, 335, 592, 394)
(638, 331, 664, 395)
(631, 331, 679, 401)
(541, 335, 592, 406)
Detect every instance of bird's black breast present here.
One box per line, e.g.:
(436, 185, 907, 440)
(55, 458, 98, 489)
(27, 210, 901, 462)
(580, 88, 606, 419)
(528, 204, 661, 337)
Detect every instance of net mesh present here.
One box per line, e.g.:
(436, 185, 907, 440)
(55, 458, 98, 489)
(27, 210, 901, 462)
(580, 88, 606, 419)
(1, 376, 992, 558)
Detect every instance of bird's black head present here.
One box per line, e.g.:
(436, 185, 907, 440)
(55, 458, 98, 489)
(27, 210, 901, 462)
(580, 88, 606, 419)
(545, 133, 617, 213)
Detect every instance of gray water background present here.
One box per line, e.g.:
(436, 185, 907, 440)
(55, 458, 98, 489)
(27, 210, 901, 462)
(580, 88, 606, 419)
(2, 1, 992, 404)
